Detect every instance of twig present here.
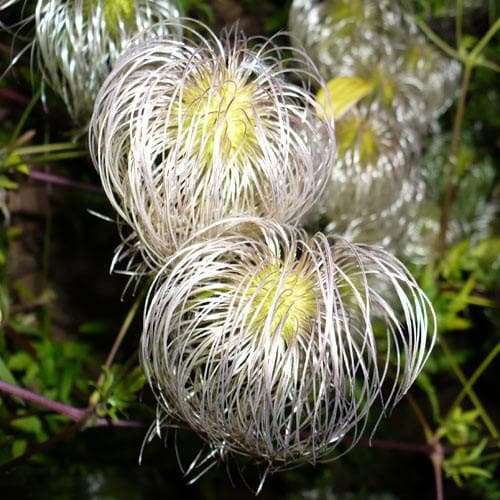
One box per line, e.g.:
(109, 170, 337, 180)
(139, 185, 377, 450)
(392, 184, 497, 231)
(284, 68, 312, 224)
(0, 380, 83, 420)
(439, 337, 498, 438)
(448, 343, 500, 416)
(29, 170, 102, 193)
(406, 393, 434, 442)
(0, 87, 30, 105)
(431, 441, 445, 500)
(437, 62, 472, 254)
(93, 287, 148, 392)
(347, 435, 433, 455)
(0, 380, 143, 428)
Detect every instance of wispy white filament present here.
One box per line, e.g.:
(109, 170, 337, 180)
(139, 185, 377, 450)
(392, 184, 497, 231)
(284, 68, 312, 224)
(321, 103, 424, 250)
(90, 21, 335, 270)
(0, 0, 19, 9)
(34, 0, 181, 123)
(141, 218, 436, 475)
(289, 0, 460, 130)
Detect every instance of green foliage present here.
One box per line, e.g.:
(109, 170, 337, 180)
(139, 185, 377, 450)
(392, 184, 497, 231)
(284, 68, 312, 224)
(438, 408, 494, 487)
(0, 0, 498, 498)
(90, 365, 145, 421)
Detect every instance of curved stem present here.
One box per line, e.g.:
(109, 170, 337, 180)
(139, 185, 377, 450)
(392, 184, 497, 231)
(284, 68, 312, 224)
(439, 336, 498, 438)
(0, 380, 82, 420)
(431, 441, 445, 500)
(448, 343, 500, 417)
(470, 17, 500, 61)
(29, 170, 102, 193)
(406, 392, 434, 442)
(415, 17, 461, 61)
(437, 62, 472, 254)
(89, 285, 149, 409)
(0, 379, 143, 428)
(9, 143, 82, 156)
(456, 0, 463, 48)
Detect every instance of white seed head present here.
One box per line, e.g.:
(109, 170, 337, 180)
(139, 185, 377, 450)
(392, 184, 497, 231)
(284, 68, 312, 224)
(90, 21, 335, 270)
(140, 218, 436, 473)
(321, 103, 424, 250)
(34, 0, 181, 124)
(289, 0, 460, 130)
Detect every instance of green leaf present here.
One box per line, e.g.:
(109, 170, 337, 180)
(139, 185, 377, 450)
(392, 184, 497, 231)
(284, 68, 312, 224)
(0, 175, 18, 190)
(11, 439, 28, 458)
(78, 319, 116, 335)
(8, 351, 36, 372)
(316, 76, 373, 120)
(417, 372, 441, 422)
(0, 355, 18, 385)
(11, 415, 43, 436)
(459, 465, 492, 479)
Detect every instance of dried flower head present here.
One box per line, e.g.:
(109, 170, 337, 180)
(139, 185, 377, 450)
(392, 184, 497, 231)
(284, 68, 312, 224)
(34, 0, 181, 123)
(320, 103, 423, 249)
(289, 0, 460, 129)
(90, 21, 335, 270)
(141, 218, 436, 479)
(289, 0, 405, 68)
(403, 135, 497, 263)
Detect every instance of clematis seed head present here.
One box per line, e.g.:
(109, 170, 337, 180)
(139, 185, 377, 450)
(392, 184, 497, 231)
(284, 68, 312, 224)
(34, 0, 181, 124)
(140, 217, 436, 477)
(90, 21, 336, 271)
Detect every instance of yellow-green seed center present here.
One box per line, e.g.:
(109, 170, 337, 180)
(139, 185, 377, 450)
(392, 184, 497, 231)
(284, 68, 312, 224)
(243, 262, 317, 343)
(176, 68, 258, 166)
(337, 115, 379, 166)
(83, 0, 136, 34)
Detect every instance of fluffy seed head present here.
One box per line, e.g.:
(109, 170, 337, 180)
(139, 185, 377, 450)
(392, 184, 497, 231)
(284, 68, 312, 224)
(141, 218, 436, 474)
(242, 257, 318, 344)
(90, 21, 335, 270)
(289, 0, 460, 130)
(34, 0, 181, 124)
(320, 102, 423, 249)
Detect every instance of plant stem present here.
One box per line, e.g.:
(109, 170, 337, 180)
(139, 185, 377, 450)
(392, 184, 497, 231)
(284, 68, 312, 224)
(0, 379, 143, 428)
(0, 420, 83, 474)
(406, 392, 434, 442)
(431, 441, 445, 500)
(7, 89, 41, 155)
(0, 380, 82, 420)
(12, 143, 81, 156)
(440, 337, 498, 437)
(29, 170, 102, 193)
(415, 17, 461, 60)
(437, 62, 472, 254)
(456, 0, 463, 48)
(448, 343, 500, 417)
(0, 88, 30, 105)
(470, 17, 500, 61)
(91, 286, 148, 404)
(478, 58, 500, 72)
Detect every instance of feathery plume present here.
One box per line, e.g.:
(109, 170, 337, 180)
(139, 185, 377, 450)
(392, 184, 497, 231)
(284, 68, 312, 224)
(140, 218, 436, 479)
(289, 0, 460, 130)
(90, 21, 336, 270)
(319, 102, 424, 249)
(34, 0, 181, 123)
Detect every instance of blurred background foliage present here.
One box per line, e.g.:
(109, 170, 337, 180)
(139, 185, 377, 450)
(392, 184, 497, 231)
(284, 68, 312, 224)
(0, 0, 498, 498)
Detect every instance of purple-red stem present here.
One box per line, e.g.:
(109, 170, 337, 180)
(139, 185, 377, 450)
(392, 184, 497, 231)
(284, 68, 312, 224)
(0, 380, 142, 428)
(29, 170, 102, 193)
(0, 87, 31, 105)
